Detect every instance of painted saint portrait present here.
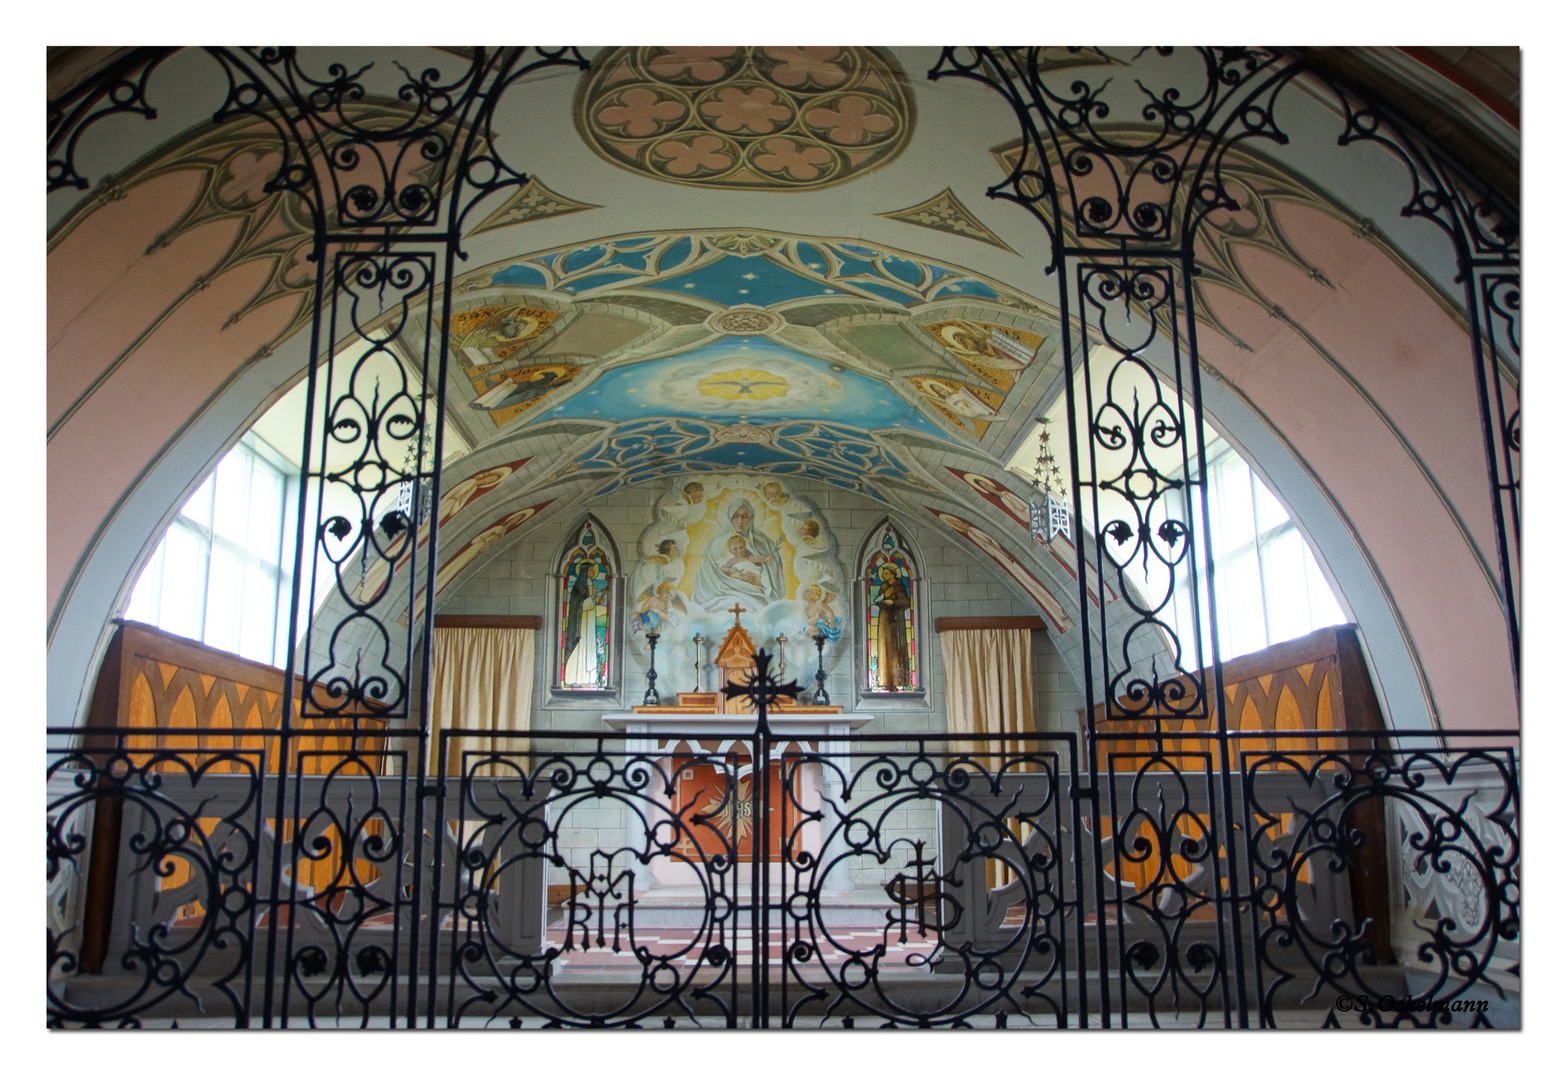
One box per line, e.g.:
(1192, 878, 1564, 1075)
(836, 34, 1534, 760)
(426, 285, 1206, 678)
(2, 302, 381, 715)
(924, 318, 1042, 376)
(909, 376, 1004, 437)
(470, 363, 578, 422)
(451, 303, 558, 372)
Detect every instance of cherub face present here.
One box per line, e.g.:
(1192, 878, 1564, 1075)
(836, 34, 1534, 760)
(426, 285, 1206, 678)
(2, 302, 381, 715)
(805, 584, 822, 602)
(683, 482, 705, 503)
(657, 539, 677, 556)
(727, 536, 749, 557)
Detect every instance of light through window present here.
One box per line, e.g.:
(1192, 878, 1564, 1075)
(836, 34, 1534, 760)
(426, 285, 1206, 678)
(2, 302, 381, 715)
(126, 437, 294, 667)
(1164, 444, 1345, 662)
(1009, 355, 1347, 669)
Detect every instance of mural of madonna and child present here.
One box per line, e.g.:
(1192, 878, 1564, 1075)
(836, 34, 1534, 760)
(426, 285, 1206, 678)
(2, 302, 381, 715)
(630, 473, 848, 688)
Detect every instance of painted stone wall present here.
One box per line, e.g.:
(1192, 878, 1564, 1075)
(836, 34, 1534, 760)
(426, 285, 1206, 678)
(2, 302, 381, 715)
(433, 474, 1081, 889)
(434, 475, 1082, 734)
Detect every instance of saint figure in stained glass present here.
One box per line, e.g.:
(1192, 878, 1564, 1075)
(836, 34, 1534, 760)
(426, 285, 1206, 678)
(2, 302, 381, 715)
(558, 526, 612, 689)
(864, 528, 918, 692)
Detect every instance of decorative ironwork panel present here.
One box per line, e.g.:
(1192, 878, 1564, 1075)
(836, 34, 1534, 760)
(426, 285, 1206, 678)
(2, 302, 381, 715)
(276, 750, 414, 1027)
(930, 44, 1521, 701)
(1075, 261, 1211, 721)
(1240, 733, 1518, 1028)
(48, 45, 1522, 1032)
(47, 731, 267, 1027)
(773, 736, 1078, 1028)
(1094, 738, 1241, 1026)
(432, 733, 745, 1028)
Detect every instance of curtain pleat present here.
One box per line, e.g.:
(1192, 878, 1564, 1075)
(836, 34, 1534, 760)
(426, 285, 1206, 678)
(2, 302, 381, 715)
(940, 628, 1035, 889)
(429, 627, 535, 776)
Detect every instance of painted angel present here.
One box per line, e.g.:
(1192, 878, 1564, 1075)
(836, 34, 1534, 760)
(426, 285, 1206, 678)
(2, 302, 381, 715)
(634, 580, 688, 633)
(801, 583, 843, 642)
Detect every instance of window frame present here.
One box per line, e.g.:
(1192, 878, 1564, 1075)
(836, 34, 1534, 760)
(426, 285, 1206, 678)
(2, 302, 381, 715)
(1165, 444, 1345, 664)
(125, 433, 298, 668)
(546, 516, 623, 704)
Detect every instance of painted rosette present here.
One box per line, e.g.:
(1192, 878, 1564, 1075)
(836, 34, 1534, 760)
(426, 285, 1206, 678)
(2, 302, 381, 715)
(577, 47, 915, 191)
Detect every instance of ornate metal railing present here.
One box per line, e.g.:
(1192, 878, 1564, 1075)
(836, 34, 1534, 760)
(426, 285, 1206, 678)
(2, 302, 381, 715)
(47, 719, 1518, 1028)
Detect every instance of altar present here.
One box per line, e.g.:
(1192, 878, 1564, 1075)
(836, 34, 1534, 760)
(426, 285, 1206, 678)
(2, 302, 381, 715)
(602, 711, 872, 888)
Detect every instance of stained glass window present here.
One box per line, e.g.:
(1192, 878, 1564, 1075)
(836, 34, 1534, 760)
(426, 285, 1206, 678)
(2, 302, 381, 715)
(863, 526, 919, 692)
(557, 523, 613, 689)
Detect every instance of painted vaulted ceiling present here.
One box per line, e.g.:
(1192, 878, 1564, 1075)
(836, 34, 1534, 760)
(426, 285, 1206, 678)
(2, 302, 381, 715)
(46, 46, 1519, 734)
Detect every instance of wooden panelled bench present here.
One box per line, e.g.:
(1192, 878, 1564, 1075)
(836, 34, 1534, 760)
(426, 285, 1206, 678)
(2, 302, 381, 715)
(1078, 624, 1394, 959)
(75, 622, 390, 972)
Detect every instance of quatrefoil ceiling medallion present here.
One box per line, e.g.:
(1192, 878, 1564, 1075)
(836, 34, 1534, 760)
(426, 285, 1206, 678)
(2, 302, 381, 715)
(576, 47, 915, 191)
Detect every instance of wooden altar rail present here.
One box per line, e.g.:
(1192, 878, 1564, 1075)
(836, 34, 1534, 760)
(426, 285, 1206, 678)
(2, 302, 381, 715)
(78, 621, 390, 972)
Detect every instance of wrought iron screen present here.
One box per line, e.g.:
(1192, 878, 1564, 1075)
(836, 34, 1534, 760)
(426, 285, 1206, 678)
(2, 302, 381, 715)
(48, 46, 1519, 1029)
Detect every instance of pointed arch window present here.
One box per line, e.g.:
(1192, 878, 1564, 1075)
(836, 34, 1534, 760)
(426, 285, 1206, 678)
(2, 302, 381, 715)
(863, 526, 920, 693)
(556, 521, 615, 690)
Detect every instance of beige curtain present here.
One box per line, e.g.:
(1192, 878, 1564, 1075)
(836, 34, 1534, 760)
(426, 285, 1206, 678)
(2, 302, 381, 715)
(940, 628, 1035, 889)
(429, 627, 535, 776)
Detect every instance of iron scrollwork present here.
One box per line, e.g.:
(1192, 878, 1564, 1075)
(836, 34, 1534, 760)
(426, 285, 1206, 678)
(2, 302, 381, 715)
(47, 733, 265, 1027)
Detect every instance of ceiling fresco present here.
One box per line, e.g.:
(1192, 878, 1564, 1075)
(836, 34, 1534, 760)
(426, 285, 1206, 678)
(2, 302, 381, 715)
(576, 416, 917, 504)
(431, 229, 1063, 465)
(384, 224, 1089, 622)
(543, 337, 941, 431)
(482, 232, 1027, 309)
(575, 47, 915, 191)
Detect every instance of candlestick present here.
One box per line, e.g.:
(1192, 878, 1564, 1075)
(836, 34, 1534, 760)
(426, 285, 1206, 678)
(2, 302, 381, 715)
(775, 634, 788, 679)
(691, 634, 704, 693)
(811, 629, 830, 707)
(643, 631, 661, 707)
